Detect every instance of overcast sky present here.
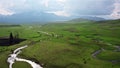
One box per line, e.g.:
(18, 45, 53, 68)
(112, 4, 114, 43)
(0, 0, 120, 19)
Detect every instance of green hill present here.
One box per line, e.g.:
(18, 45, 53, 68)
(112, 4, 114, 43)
(0, 19, 120, 68)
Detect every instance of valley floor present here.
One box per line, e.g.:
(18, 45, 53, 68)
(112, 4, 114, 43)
(0, 20, 120, 68)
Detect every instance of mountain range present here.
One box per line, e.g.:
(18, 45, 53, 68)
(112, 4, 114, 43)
(0, 11, 106, 24)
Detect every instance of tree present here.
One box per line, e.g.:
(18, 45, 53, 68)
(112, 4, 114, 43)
(15, 32, 19, 39)
(9, 32, 14, 44)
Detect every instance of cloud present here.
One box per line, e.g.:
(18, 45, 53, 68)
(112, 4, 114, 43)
(66, 0, 114, 15)
(0, 8, 14, 16)
(0, 0, 15, 15)
(44, 0, 70, 17)
(110, 0, 120, 19)
(0, 0, 29, 15)
(47, 10, 70, 17)
(58, 0, 66, 3)
(44, 0, 114, 17)
(0, 0, 120, 19)
(41, 0, 49, 7)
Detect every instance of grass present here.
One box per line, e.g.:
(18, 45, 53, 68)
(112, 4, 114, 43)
(13, 61, 32, 68)
(0, 19, 120, 68)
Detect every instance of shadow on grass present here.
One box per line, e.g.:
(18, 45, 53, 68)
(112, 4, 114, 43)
(0, 37, 26, 46)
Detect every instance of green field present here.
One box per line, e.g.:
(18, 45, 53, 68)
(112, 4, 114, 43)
(0, 19, 120, 68)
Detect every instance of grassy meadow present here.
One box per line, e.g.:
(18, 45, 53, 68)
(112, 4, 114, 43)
(0, 19, 120, 68)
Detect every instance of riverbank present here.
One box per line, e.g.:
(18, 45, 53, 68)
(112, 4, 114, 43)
(7, 45, 43, 68)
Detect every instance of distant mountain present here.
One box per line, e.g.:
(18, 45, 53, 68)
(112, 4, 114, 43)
(69, 18, 92, 22)
(97, 19, 120, 23)
(0, 11, 71, 24)
(0, 11, 106, 24)
(80, 16, 105, 21)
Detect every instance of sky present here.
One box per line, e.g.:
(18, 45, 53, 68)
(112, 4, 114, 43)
(0, 0, 120, 19)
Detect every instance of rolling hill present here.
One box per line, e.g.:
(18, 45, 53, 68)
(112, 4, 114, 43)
(0, 19, 120, 68)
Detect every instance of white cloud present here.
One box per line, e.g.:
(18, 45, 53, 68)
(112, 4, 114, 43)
(44, 0, 71, 17)
(0, 8, 14, 16)
(0, 1, 15, 16)
(58, 0, 66, 3)
(41, 0, 49, 7)
(0, 0, 28, 16)
(110, 0, 120, 19)
(0, 0, 119, 19)
(47, 11, 70, 17)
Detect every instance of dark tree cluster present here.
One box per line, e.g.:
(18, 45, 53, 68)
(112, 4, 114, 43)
(9, 32, 19, 45)
(9, 32, 14, 44)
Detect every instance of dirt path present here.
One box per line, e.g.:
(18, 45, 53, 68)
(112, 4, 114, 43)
(114, 46, 120, 52)
(92, 48, 104, 58)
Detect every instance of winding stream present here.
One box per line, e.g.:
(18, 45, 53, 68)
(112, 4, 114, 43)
(7, 45, 43, 68)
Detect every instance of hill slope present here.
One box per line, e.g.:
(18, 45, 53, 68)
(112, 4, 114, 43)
(0, 19, 120, 68)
